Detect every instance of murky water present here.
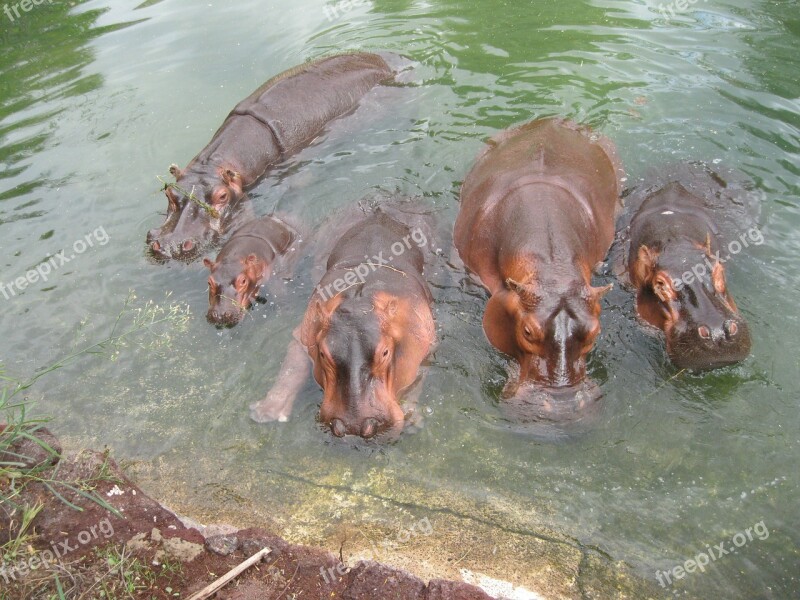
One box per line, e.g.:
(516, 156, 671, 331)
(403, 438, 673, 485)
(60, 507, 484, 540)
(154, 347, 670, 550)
(1, 0, 798, 597)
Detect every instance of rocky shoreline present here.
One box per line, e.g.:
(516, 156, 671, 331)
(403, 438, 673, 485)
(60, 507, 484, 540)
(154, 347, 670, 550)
(0, 428, 495, 599)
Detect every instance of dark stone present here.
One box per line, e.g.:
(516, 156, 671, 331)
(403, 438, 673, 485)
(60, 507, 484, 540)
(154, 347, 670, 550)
(0, 425, 62, 470)
(423, 579, 495, 600)
(344, 561, 426, 599)
(206, 534, 239, 556)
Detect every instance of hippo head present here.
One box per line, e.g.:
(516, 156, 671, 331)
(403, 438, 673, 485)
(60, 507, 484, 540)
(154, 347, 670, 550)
(484, 277, 612, 397)
(204, 253, 268, 326)
(146, 165, 244, 261)
(633, 242, 750, 369)
(305, 292, 425, 440)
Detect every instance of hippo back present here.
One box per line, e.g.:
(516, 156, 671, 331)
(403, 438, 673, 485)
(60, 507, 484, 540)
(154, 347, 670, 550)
(455, 118, 623, 275)
(230, 53, 394, 156)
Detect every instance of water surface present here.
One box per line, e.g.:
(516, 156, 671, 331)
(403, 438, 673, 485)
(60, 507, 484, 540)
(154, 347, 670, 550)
(1, 0, 798, 597)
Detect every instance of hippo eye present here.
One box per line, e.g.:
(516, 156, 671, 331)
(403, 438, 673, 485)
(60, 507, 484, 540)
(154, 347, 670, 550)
(383, 348, 390, 358)
(235, 274, 248, 290)
(212, 187, 230, 207)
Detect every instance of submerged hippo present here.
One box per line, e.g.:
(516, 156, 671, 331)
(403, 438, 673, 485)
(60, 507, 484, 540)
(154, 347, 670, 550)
(454, 118, 623, 404)
(623, 181, 752, 369)
(203, 215, 303, 326)
(250, 201, 436, 440)
(147, 52, 397, 261)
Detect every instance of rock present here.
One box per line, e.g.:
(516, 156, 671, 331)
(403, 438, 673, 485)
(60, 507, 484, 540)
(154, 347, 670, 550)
(345, 561, 426, 599)
(0, 425, 62, 469)
(423, 579, 495, 600)
(207, 534, 240, 556)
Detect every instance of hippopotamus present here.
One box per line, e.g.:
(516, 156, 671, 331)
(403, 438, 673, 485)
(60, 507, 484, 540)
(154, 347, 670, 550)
(203, 215, 303, 326)
(249, 201, 436, 440)
(621, 180, 753, 369)
(454, 118, 623, 403)
(147, 52, 397, 261)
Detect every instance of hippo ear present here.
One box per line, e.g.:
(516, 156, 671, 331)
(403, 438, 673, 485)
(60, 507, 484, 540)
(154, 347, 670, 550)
(484, 291, 521, 358)
(712, 261, 727, 295)
(505, 278, 540, 308)
(169, 164, 183, 180)
(653, 273, 677, 303)
(633, 245, 658, 285)
(373, 292, 399, 319)
(704, 232, 713, 256)
(300, 296, 342, 348)
(221, 168, 243, 191)
(203, 257, 216, 271)
(590, 283, 613, 300)
(243, 253, 267, 281)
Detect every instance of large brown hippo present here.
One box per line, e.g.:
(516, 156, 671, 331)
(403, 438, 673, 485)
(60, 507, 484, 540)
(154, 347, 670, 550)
(454, 118, 623, 404)
(203, 215, 303, 326)
(620, 177, 754, 369)
(249, 201, 436, 440)
(147, 52, 397, 261)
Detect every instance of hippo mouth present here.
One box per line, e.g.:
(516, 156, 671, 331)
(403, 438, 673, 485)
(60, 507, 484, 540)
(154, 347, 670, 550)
(206, 306, 247, 327)
(147, 236, 210, 262)
(666, 321, 751, 371)
(668, 346, 750, 371)
(500, 378, 603, 426)
(320, 418, 406, 444)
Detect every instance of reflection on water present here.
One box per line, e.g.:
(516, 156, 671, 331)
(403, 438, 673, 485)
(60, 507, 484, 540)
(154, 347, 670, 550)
(1, 0, 799, 597)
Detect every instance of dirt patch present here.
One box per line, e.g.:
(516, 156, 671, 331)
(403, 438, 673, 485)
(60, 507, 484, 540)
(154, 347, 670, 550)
(0, 429, 493, 599)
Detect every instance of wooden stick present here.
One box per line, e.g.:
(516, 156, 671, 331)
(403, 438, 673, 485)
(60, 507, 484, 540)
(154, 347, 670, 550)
(187, 547, 272, 600)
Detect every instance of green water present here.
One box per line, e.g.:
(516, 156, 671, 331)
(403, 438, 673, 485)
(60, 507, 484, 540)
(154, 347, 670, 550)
(1, 0, 798, 597)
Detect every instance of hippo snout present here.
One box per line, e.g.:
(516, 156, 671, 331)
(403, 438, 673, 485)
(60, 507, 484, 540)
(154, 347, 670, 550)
(328, 416, 387, 439)
(207, 306, 245, 327)
(697, 319, 742, 343)
(147, 234, 201, 260)
(669, 317, 751, 370)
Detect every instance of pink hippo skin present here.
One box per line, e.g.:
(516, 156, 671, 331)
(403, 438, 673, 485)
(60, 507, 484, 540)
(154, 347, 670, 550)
(454, 118, 624, 411)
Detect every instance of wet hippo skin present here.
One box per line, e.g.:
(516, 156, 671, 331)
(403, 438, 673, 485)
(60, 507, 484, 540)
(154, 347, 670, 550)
(623, 181, 752, 369)
(203, 215, 303, 327)
(147, 53, 397, 261)
(454, 117, 624, 405)
(250, 201, 436, 441)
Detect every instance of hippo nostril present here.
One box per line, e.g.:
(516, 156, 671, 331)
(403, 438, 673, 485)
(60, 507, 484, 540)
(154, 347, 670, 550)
(360, 418, 378, 439)
(698, 325, 711, 340)
(151, 241, 161, 253)
(182, 240, 194, 252)
(724, 320, 738, 339)
(331, 419, 347, 438)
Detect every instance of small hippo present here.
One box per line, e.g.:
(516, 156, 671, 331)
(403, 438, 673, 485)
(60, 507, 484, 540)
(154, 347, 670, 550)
(147, 52, 397, 261)
(454, 118, 623, 403)
(250, 202, 436, 440)
(623, 181, 752, 369)
(203, 215, 302, 326)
